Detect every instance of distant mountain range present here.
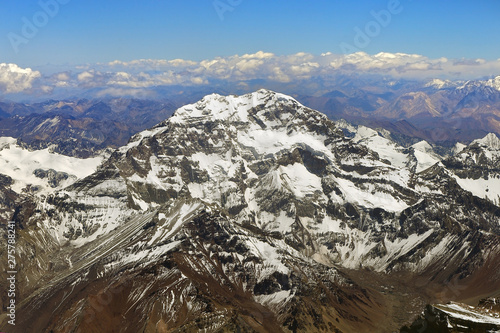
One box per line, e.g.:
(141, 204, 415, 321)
(2, 75, 500, 156)
(0, 98, 179, 157)
(298, 75, 500, 144)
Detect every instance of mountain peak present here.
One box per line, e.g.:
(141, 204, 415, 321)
(473, 132, 500, 150)
(411, 140, 442, 172)
(484, 76, 500, 91)
(169, 89, 303, 124)
(425, 78, 455, 89)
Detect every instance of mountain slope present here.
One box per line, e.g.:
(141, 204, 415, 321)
(442, 132, 500, 203)
(0, 137, 104, 193)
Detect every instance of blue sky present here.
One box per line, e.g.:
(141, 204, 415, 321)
(1, 0, 500, 67)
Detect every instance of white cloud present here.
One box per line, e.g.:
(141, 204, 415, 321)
(40, 85, 53, 93)
(290, 62, 320, 77)
(190, 77, 207, 85)
(5, 51, 500, 99)
(322, 51, 500, 79)
(268, 67, 291, 83)
(107, 59, 197, 70)
(56, 72, 70, 81)
(77, 71, 94, 81)
(0, 63, 41, 94)
(241, 51, 274, 59)
(235, 59, 264, 72)
(168, 59, 198, 67)
(329, 52, 446, 73)
(283, 52, 315, 64)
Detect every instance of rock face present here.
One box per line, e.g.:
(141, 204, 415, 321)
(1, 90, 500, 332)
(401, 300, 500, 333)
(0, 174, 17, 224)
(442, 132, 500, 203)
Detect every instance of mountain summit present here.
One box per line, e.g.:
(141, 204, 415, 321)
(473, 132, 500, 150)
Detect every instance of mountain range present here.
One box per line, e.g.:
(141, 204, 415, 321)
(0, 98, 179, 157)
(0, 90, 499, 332)
(2, 75, 500, 158)
(298, 75, 500, 144)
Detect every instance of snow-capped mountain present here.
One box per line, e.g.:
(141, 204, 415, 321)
(458, 75, 500, 93)
(422, 75, 500, 93)
(424, 78, 459, 90)
(0, 137, 104, 194)
(348, 125, 443, 173)
(484, 75, 500, 91)
(474, 131, 500, 149)
(410, 140, 443, 172)
(442, 132, 500, 203)
(1, 90, 499, 332)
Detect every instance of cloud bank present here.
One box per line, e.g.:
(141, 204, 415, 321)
(2, 51, 500, 99)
